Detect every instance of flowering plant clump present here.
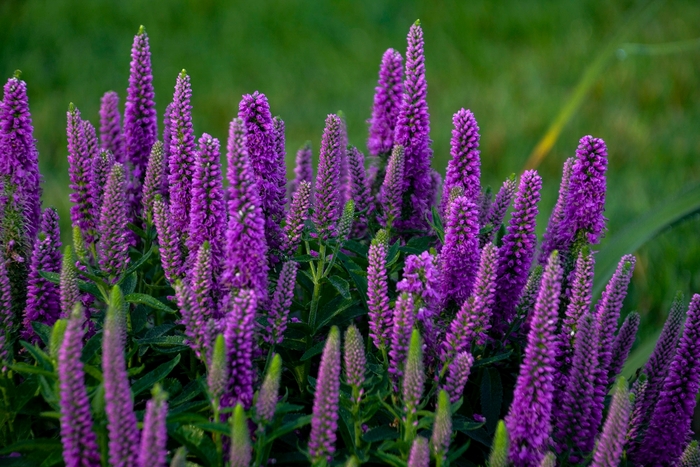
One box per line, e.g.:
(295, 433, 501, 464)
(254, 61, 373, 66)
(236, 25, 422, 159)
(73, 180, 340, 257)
(1, 21, 698, 467)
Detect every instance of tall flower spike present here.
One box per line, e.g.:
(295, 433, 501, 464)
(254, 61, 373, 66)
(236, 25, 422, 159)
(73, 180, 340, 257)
(290, 141, 313, 197)
(505, 251, 561, 467)
(440, 196, 480, 307)
(441, 108, 481, 217)
(558, 248, 594, 368)
(99, 91, 124, 163)
(283, 180, 311, 256)
(0, 74, 42, 240)
(103, 286, 139, 467)
(22, 208, 62, 341)
(590, 377, 632, 467)
(367, 231, 391, 351)
(639, 294, 700, 464)
(558, 136, 608, 249)
(142, 141, 165, 221)
(388, 292, 416, 388)
(153, 195, 184, 284)
(222, 289, 258, 410)
(480, 176, 517, 247)
(493, 170, 542, 331)
(402, 329, 425, 423)
(0, 256, 13, 370)
(230, 404, 252, 467)
(348, 146, 372, 237)
(138, 385, 168, 467)
(368, 48, 403, 158)
(309, 326, 341, 464)
(124, 26, 157, 216)
(539, 157, 574, 263)
(380, 144, 405, 230)
(313, 114, 343, 240)
(608, 311, 639, 384)
(168, 70, 196, 236)
(58, 305, 101, 467)
(344, 324, 366, 403)
(394, 21, 433, 233)
(179, 242, 214, 358)
(98, 163, 130, 283)
(517, 266, 544, 337)
(443, 351, 474, 404)
(238, 92, 286, 253)
(488, 421, 509, 467)
(272, 115, 288, 213)
(187, 133, 226, 272)
(224, 118, 268, 300)
(84, 120, 99, 168)
(442, 242, 498, 361)
(407, 437, 430, 467)
(478, 187, 493, 227)
(90, 149, 115, 215)
(256, 353, 282, 425)
(431, 390, 452, 465)
(67, 104, 97, 246)
(680, 441, 700, 467)
(207, 334, 228, 401)
(162, 102, 173, 179)
(265, 260, 298, 345)
(337, 200, 355, 243)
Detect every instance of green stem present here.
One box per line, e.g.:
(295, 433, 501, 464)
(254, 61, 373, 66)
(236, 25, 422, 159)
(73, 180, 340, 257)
(213, 402, 222, 466)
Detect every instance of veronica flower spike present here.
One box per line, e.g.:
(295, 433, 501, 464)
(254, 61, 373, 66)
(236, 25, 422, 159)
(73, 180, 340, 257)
(380, 144, 405, 230)
(223, 289, 258, 410)
(141, 141, 165, 221)
(283, 180, 311, 256)
(97, 163, 130, 283)
(368, 48, 403, 159)
(309, 326, 341, 465)
(138, 385, 168, 467)
(313, 114, 343, 240)
(290, 141, 313, 196)
(99, 91, 124, 163)
(367, 230, 391, 352)
(590, 377, 632, 467)
(67, 104, 97, 247)
(441, 108, 481, 217)
(440, 196, 480, 307)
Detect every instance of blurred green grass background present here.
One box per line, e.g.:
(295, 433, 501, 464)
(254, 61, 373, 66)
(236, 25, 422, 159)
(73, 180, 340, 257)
(1, 0, 699, 341)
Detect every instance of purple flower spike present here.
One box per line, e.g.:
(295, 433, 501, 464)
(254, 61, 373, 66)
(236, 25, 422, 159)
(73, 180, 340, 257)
(443, 351, 474, 404)
(124, 26, 157, 216)
(380, 145, 405, 230)
(640, 294, 700, 464)
(265, 260, 298, 345)
(680, 442, 700, 467)
(402, 329, 425, 421)
(187, 133, 225, 274)
(344, 324, 366, 403)
(168, 70, 196, 237)
(441, 108, 480, 217)
(407, 437, 430, 467)
(98, 163, 130, 283)
(283, 180, 311, 256)
(102, 287, 139, 467)
(608, 311, 640, 384)
(223, 289, 258, 410)
(348, 146, 372, 237)
(558, 136, 608, 249)
(58, 305, 101, 467)
(591, 377, 632, 467)
(506, 251, 561, 467)
(540, 158, 574, 263)
(0, 256, 13, 370)
(368, 48, 403, 158)
(67, 104, 97, 247)
(99, 91, 124, 163)
(162, 102, 173, 171)
(394, 21, 433, 233)
(90, 149, 115, 215)
(22, 208, 62, 341)
(290, 141, 313, 197)
(84, 120, 99, 166)
(153, 195, 184, 284)
(388, 292, 416, 388)
(440, 196, 480, 307)
(431, 390, 452, 464)
(256, 353, 282, 425)
(0, 74, 42, 241)
(559, 248, 594, 369)
(481, 176, 516, 247)
(367, 231, 391, 351)
(178, 243, 215, 359)
(493, 170, 542, 332)
(309, 326, 341, 464)
(516, 266, 543, 337)
(224, 118, 268, 301)
(238, 92, 286, 253)
(138, 386, 168, 467)
(141, 141, 165, 221)
(313, 114, 343, 240)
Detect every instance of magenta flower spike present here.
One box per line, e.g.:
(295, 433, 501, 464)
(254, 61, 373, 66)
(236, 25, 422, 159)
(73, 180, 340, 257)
(67, 104, 97, 247)
(440, 196, 480, 307)
(265, 260, 298, 345)
(141, 141, 165, 221)
(84, 120, 99, 166)
(162, 102, 173, 171)
(344, 324, 366, 403)
(443, 351, 474, 404)
(368, 48, 403, 159)
(505, 251, 561, 467)
(492, 170, 542, 332)
(639, 294, 700, 464)
(397, 251, 441, 321)
(99, 91, 124, 164)
(238, 92, 286, 253)
(153, 195, 184, 284)
(138, 386, 168, 467)
(590, 377, 632, 467)
(224, 118, 268, 301)
(539, 158, 574, 263)
(389, 292, 416, 389)
(380, 144, 405, 230)
(90, 149, 115, 215)
(407, 437, 430, 467)
(348, 146, 372, 237)
(517, 266, 543, 337)
(21, 208, 62, 341)
(98, 163, 130, 283)
(222, 289, 258, 410)
(367, 231, 391, 351)
(309, 326, 341, 464)
(0, 73, 42, 241)
(59, 247, 79, 319)
(608, 311, 640, 384)
(313, 114, 343, 240)
(559, 248, 594, 369)
(256, 353, 282, 425)
(0, 256, 12, 370)
(290, 141, 313, 197)
(168, 70, 196, 237)
(481, 176, 517, 247)
(177, 243, 215, 359)
(58, 305, 101, 467)
(124, 26, 157, 216)
(283, 180, 311, 256)
(441, 108, 481, 217)
(393, 21, 433, 233)
(102, 287, 139, 467)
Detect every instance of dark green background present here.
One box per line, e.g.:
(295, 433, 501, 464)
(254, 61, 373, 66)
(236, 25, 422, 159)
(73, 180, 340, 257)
(2, 0, 700, 342)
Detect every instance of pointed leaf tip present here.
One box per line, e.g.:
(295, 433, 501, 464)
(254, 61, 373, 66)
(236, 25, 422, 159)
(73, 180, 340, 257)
(414, 19, 421, 26)
(13, 69, 21, 79)
(138, 25, 146, 34)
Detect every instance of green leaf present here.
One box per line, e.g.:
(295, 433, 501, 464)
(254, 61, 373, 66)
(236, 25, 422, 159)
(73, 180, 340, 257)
(135, 335, 188, 346)
(171, 380, 204, 407)
(125, 293, 176, 314)
(193, 422, 230, 435)
(169, 424, 218, 467)
(343, 239, 369, 257)
(81, 331, 103, 363)
(119, 272, 138, 295)
(31, 322, 52, 348)
(0, 439, 62, 456)
(300, 340, 326, 361)
(293, 254, 315, 263)
(10, 363, 55, 378)
(127, 222, 147, 239)
(399, 236, 433, 255)
(480, 368, 502, 433)
(19, 341, 52, 370)
(131, 354, 181, 396)
(361, 425, 399, 443)
(123, 245, 154, 277)
(474, 350, 512, 367)
(385, 240, 401, 268)
(453, 414, 486, 432)
(266, 414, 312, 443)
(327, 275, 351, 299)
(315, 297, 358, 333)
(338, 253, 368, 305)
